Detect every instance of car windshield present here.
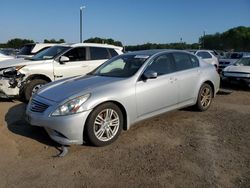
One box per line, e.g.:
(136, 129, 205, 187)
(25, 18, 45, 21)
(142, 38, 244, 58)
(30, 46, 70, 61)
(235, 58, 250, 66)
(91, 54, 150, 78)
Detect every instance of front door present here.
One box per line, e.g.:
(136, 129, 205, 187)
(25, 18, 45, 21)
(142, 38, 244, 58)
(53, 47, 90, 80)
(136, 54, 178, 117)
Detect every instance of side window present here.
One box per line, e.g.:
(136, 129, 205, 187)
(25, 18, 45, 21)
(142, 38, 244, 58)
(173, 52, 194, 71)
(63, 47, 86, 61)
(108, 48, 119, 57)
(146, 54, 175, 76)
(189, 55, 199, 68)
(90, 47, 110, 60)
(196, 51, 212, 59)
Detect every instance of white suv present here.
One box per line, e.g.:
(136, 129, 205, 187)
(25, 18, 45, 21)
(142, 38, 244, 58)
(0, 43, 123, 100)
(188, 50, 219, 69)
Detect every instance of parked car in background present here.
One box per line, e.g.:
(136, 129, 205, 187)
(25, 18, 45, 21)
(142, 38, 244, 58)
(0, 51, 14, 61)
(0, 48, 19, 56)
(188, 50, 219, 69)
(16, 43, 57, 58)
(0, 43, 123, 100)
(26, 50, 220, 147)
(222, 56, 250, 87)
(219, 52, 250, 73)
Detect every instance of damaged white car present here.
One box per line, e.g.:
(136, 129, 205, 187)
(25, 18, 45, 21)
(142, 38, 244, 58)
(0, 43, 123, 101)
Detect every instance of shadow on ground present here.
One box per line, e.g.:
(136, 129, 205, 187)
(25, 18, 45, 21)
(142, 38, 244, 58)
(5, 102, 59, 147)
(220, 80, 250, 92)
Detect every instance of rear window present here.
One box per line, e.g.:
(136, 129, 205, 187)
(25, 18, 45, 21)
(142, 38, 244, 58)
(196, 51, 212, 59)
(230, 53, 243, 59)
(90, 47, 110, 60)
(18, 44, 35, 55)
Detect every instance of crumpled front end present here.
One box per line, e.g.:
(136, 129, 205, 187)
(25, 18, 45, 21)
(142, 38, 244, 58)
(0, 67, 25, 98)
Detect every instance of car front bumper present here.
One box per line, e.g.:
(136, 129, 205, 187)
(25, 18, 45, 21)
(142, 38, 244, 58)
(222, 72, 250, 86)
(26, 95, 92, 145)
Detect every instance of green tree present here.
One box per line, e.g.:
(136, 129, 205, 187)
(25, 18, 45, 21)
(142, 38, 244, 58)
(5, 38, 34, 49)
(84, 37, 123, 47)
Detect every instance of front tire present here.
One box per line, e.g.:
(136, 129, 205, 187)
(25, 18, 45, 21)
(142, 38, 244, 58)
(24, 79, 48, 101)
(85, 102, 123, 147)
(195, 83, 213, 111)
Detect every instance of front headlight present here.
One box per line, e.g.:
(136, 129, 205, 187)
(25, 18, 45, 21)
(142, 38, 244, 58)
(51, 94, 90, 116)
(2, 66, 25, 76)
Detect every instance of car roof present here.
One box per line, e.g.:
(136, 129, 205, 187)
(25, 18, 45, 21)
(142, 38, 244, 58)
(55, 43, 123, 51)
(124, 49, 192, 56)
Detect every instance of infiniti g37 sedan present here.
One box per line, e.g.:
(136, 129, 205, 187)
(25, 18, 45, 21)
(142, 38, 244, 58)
(26, 50, 220, 146)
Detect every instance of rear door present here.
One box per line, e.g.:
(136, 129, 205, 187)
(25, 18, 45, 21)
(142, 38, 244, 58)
(136, 53, 178, 117)
(172, 52, 200, 103)
(87, 47, 112, 72)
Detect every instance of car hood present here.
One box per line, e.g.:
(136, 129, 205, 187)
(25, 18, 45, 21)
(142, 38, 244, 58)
(0, 58, 47, 69)
(37, 75, 124, 102)
(224, 65, 250, 73)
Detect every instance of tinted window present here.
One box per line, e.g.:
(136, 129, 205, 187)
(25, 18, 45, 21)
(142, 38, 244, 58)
(146, 54, 175, 75)
(108, 48, 119, 57)
(90, 47, 110, 60)
(173, 53, 194, 71)
(230, 53, 243, 59)
(196, 51, 212, 59)
(64, 47, 86, 61)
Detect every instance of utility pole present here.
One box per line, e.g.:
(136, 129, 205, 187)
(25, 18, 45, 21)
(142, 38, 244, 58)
(80, 6, 85, 43)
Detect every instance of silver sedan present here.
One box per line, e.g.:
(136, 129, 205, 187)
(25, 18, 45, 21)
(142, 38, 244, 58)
(26, 50, 220, 146)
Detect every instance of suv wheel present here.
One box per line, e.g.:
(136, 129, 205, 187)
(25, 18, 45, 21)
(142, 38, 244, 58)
(24, 79, 48, 101)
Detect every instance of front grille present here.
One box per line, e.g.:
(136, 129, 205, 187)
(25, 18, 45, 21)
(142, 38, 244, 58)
(30, 99, 49, 113)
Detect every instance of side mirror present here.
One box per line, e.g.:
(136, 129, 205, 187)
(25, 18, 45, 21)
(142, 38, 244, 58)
(143, 70, 158, 80)
(59, 56, 70, 64)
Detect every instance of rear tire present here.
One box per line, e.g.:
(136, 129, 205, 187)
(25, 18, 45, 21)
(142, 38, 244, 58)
(24, 79, 48, 101)
(195, 83, 213, 111)
(85, 102, 123, 147)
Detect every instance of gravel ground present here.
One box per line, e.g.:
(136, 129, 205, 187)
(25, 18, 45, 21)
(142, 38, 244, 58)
(0, 85, 249, 188)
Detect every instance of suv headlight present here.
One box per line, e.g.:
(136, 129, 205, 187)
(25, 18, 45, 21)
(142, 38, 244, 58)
(51, 94, 90, 116)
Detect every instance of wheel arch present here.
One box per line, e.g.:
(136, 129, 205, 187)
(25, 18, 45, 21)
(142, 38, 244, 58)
(25, 74, 52, 83)
(203, 80, 215, 97)
(87, 100, 129, 131)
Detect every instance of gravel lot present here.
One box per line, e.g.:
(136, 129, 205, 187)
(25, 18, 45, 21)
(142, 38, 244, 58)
(0, 84, 249, 187)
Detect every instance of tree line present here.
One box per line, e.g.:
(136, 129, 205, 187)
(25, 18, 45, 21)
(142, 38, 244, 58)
(0, 38, 65, 49)
(1, 26, 249, 51)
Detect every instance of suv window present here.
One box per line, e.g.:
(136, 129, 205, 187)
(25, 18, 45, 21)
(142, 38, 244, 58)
(146, 54, 175, 76)
(90, 47, 110, 60)
(173, 52, 194, 71)
(63, 47, 86, 61)
(196, 51, 212, 59)
(108, 48, 119, 57)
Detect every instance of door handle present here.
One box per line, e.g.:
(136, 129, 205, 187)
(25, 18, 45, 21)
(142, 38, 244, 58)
(55, 75, 63, 78)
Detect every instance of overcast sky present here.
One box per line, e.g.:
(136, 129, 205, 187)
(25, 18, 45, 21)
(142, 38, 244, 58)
(1, 0, 250, 45)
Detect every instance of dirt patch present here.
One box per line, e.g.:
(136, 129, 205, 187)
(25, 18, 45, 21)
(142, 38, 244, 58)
(0, 89, 249, 187)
